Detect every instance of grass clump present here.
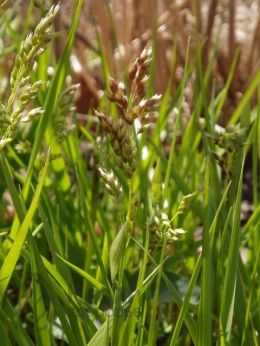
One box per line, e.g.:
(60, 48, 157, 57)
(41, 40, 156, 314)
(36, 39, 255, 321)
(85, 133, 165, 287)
(0, 2, 259, 346)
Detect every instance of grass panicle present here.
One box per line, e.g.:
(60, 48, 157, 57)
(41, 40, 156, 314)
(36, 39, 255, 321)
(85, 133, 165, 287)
(0, 4, 59, 150)
(0, 2, 259, 346)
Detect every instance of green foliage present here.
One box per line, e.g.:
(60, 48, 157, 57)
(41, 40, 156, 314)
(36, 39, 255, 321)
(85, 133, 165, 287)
(0, 1, 259, 346)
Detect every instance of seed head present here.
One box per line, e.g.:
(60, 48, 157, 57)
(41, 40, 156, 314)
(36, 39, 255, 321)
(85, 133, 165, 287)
(98, 167, 122, 196)
(0, 4, 59, 151)
(95, 46, 161, 179)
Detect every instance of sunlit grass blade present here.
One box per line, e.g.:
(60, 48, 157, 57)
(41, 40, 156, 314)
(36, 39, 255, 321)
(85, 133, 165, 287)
(57, 254, 105, 291)
(220, 152, 246, 344)
(23, 0, 85, 200)
(230, 71, 260, 124)
(0, 153, 50, 303)
(31, 240, 52, 346)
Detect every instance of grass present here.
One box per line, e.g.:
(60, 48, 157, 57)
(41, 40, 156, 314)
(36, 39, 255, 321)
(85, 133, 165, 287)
(0, 1, 259, 345)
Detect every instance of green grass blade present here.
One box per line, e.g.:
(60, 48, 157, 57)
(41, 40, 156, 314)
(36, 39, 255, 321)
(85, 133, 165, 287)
(23, 0, 85, 200)
(0, 153, 50, 303)
(230, 71, 260, 125)
(170, 254, 202, 346)
(31, 240, 52, 346)
(220, 152, 246, 343)
(57, 254, 105, 291)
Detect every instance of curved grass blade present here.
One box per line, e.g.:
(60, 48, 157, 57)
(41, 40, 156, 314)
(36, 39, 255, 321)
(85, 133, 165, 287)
(0, 153, 50, 303)
(57, 254, 105, 291)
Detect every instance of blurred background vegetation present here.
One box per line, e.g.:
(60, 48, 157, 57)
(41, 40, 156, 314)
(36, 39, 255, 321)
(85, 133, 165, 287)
(0, 1, 259, 345)
(1, 1, 260, 119)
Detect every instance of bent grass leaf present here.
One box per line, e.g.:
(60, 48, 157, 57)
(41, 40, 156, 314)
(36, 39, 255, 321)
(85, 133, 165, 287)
(0, 153, 50, 303)
(57, 254, 105, 291)
(110, 222, 128, 282)
(41, 255, 78, 307)
(88, 317, 111, 346)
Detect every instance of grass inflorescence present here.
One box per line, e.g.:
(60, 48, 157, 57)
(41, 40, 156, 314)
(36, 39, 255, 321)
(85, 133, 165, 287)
(0, 1, 259, 346)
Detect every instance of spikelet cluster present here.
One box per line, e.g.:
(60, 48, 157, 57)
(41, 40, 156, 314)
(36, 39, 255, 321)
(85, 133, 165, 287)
(98, 167, 122, 196)
(104, 47, 161, 128)
(10, 5, 59, 88)
(150, 193, 195, 246)
(0, 4, 59, 150)
(150, 212, 186, 244)
(95, 46, 162, 188)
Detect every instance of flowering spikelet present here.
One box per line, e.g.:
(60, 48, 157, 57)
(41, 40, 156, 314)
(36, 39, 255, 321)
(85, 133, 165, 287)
(95, 46, 162, 180)
(149, 192, 196, 247)
(148, 211, 185, 248)
(95, 110, 136, 175)
(98, 167, 122, 196)
(0, 4, 59, 150)
(107, 47, 161, 127)
(151, 212, 186, 244)
(10, 4, 59, 88)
